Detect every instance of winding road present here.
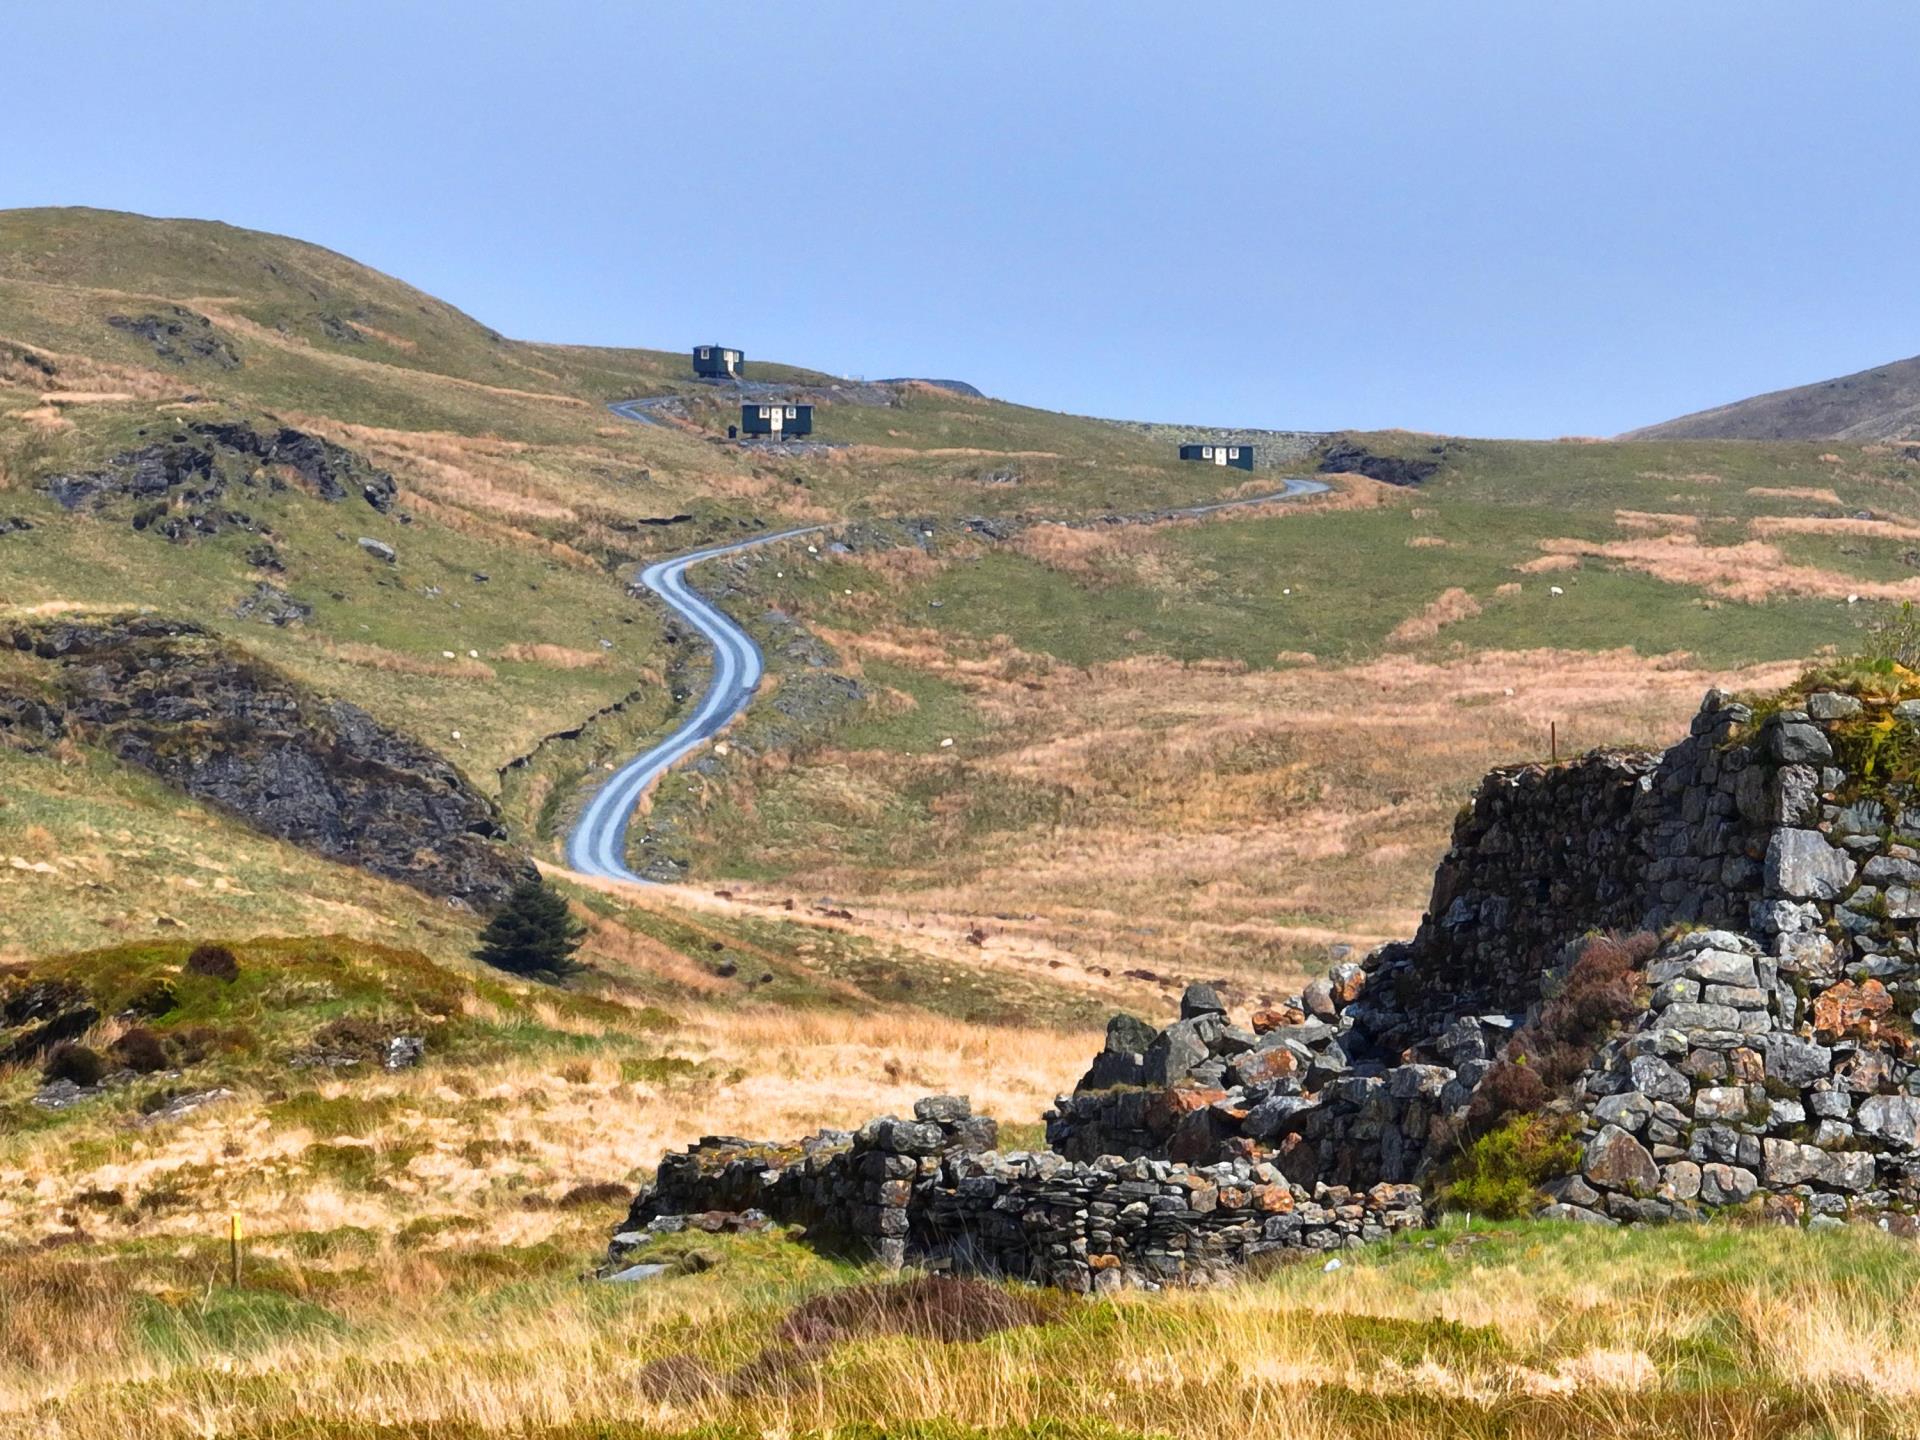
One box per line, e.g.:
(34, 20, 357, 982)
(566, 417, 1330, 884)
(567, 524, 823, 882)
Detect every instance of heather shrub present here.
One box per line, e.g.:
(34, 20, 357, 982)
(185, 944, 239, 981)
(1468, 930, 1655, 1131)
(43, 1042, 105, 1087)
(111, 1026, 169, 1074)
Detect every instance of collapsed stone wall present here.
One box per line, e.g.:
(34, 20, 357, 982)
(1376, 699, 1770, 1054)
(613, 1096, 1424, 1290)
(1049, 687, 1920, 1227)
(614, 683, 1920, 1280)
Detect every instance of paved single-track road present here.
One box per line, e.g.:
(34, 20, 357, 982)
(566, 410, 1329, 884)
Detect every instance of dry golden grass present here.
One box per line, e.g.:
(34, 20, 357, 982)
(1747, 485, 1844, 505)
(496, 642, 607, 669)
(1748, 514, 1920, 542)
(1387, 586, 1482, 645)
(1535, 533, 1920, 602)
(1514, 552, 1580, 573)
(1613, 510, 1700, 533)
(0, 994, 1090, 1247)
(686, 642, 1799, 983)
(7, 1217, 1920, 1439)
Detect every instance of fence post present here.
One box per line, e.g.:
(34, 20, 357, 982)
(229, 1214, 242, 1288)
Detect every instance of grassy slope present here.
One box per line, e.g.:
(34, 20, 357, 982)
(11, 1216, 1920, 1438)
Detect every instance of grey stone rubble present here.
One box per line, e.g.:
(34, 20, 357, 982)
(610, 1094, 1422, 1291)
(613, 685, 1920, 1281)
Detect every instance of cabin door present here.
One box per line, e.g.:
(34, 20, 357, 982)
(768, 408, 783, 434)
(1214, 447, 1227, 465)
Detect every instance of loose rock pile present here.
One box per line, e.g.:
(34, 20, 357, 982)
(612, 1095, 1423, 1290)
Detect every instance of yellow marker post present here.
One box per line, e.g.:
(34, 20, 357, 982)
(229, 1214, 242, 1288)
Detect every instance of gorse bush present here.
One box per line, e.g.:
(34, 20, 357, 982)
(474, 876, 585, 980)
(1468, 930, 1655, 1132)
(1439, 1113, 1583, 1218)
(1865, 600, 1920, 672)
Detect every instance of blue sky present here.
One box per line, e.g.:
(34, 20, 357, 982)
(11, 4, 1920, 437)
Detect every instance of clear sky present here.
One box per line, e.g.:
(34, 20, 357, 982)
(11, 3, 1920, 437)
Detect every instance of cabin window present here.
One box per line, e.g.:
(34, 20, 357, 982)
(1201, 447, 1213, 459)
(786, 407, 798, 419)
(759, 407, 771, 419)
(1228, 448, 1240, 459)
(698, 347, 710, 359)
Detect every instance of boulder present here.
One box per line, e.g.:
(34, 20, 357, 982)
(1857, 1094, 1920, 1148)
(1300, 976, 1338, 1023)
(1627, 1055, 1691, 1103)
(1767, 722, 1833, 764)
(1764, 829, 1856, 901)
(1144, 1019, 1214, 1087)
(1698, 1164, 1757, 1206)
(1583, 1124, 1659, 1192)
(1179, 983, 1226, 1020)
(1812, 979, 1894, 1041)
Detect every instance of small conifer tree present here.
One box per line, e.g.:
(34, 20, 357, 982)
(475, 876, 586, 980)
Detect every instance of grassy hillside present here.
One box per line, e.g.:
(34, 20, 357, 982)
(630, 432, 1916, 975)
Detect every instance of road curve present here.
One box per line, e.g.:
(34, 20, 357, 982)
(567, 413, 1331, 883)
(567, 524, 823, 882)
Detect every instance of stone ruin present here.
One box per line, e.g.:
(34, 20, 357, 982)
(610, 684, 1920, 1285)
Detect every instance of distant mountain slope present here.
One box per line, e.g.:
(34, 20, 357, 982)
(1626, 353, 1920, 442)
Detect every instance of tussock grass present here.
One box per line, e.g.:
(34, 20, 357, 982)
(7, 1221, 1920, 1437)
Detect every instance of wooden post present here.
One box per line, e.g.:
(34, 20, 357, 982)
(229, 1214, 242, 1288)
(1551, 721, 1558, 764)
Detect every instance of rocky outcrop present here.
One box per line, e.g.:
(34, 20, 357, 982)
(106, 307, 240, 369)
(42, 419, 396, 541)
(1317, 437, 1453, 488)
(1, 615, 530, 907)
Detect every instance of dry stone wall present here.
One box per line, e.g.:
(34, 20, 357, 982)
(612, 1096, 1423, 1290)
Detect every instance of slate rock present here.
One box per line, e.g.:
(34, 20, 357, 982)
(1699, 1164, 1757, 1206)
(1767, 722, 1833, 764)
(1857, 1094, 1920, 1148)
(1764, 829, 1856, 901)
(1180, 982, 1226, 1020)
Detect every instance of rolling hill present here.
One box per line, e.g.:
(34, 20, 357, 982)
(1625, 350, 1920, 442)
